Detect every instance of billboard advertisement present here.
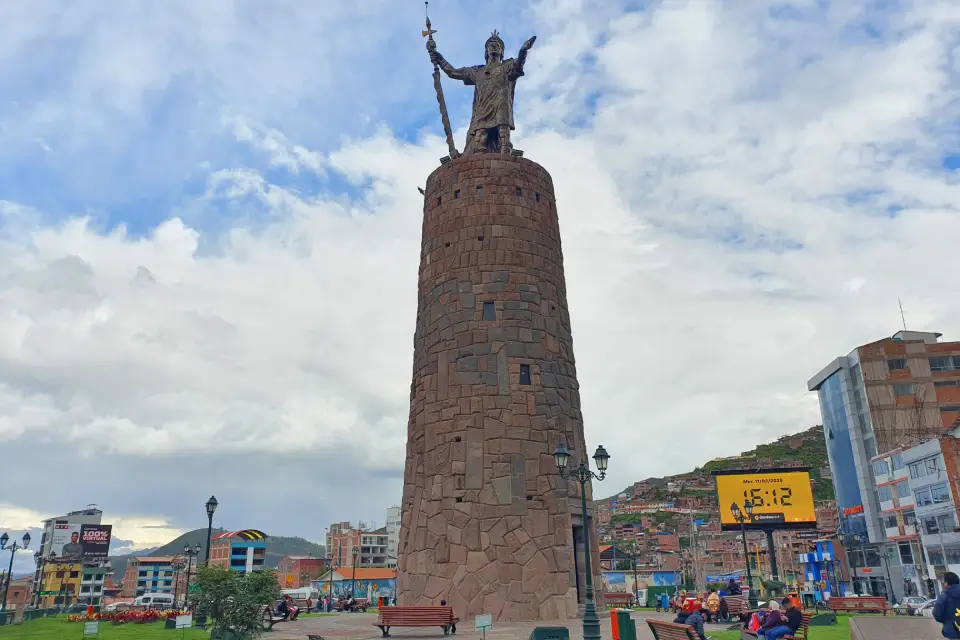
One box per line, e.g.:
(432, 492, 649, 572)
(50, 523, 112, 561)
(80, 525, 112, 559)
(714, 468, 817, 532)
(51, 524, 82, 561)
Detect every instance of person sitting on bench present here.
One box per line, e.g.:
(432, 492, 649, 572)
(440, 600, 457, 633)
(276, 597, 291, 620)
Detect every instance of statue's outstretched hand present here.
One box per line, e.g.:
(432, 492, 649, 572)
(429, 49, 443, 65)
(521, 36, 537, 51)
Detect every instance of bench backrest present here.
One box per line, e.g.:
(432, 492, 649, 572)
(647, 619, 695, 640)
(605, 593, 634, 602)
(724, 595, 747, 614)
(796, 611, 812, 638)
(830, 596, 887, 609)
(378, 606, 455, 624)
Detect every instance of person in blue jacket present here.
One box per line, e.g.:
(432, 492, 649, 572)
(934, 571, 960, 638)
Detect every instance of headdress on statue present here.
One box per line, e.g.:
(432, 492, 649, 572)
(485, 30, 505, 60)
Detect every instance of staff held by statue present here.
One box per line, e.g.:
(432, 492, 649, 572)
(423, 2, 460, 159)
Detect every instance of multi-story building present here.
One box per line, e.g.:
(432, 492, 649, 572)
(38, 561, 82, 608)
(209, 530, 268, 575)
(386, 506, 401, 568)
(32, 505, 102, 606)
(901, 436, 960, 591)
(798, 539, 850, 603)
(5, 577, 33, 607)
(810, 330, 960, 601)
(276, 555, 327, 589)
(121, 557, 177, 598)
(77, 564, 111, 607)
(327, 522, 391, 568)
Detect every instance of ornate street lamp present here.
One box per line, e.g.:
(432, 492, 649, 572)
(352, 546, 360, 596)
(731, 501, 756, 607)
(0, 532, 30, 611)
(183, 542, 201, 611)
(204, 496, 218, 565)
(326, 552, 334, 612)
(553, 443, 609, 640)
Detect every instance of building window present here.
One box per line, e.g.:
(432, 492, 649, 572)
(515, 187, 522, 196)
(878, 485, 893, 502)
(454, 189, 460, 200)
(873, 460, 890, 477)
(893, 383, 914, 395)
(938, 513, 957, 532)
(931, 356, 960, 372)
(903, 510, 917, 526)
(896, 481, 911, 498)
(891, 453, 904, 470)
(70, 571, 79, 578)
(884, 514, 898, 528)
(888, 358, 908, 371)
(519, 364, 531, 385)
(915, 488, 933, 507)
(931, 484, 951, 504)
(909, 461, 926, 479)
(482, 301, 496, 321)
(926, 457, 941, 475)
(476, 185, 483, 198)
(924, 516, 940, 535)
(899, 543, 914, 564)
(935, 380, 959, 387)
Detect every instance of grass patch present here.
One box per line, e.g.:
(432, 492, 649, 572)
(0, 618, 208, 639)
(705, 615, 851, 640)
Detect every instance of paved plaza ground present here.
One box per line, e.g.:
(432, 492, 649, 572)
(268, 610, 728, 640)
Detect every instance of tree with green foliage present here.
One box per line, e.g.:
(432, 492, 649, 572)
(195, 565, 281, 639)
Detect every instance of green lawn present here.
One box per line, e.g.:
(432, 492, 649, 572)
(0, 618, 208, 639)
(707, 615, 852, 640)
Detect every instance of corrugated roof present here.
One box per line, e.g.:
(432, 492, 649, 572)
(329, 567, 396, 580)
(214, 529, 267, 541)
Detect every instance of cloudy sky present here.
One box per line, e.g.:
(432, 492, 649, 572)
(1, 0, 959, 573)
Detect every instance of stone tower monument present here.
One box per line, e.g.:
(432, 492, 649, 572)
(396, 21, 602, 623)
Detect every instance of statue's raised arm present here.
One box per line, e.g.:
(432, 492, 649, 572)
(430, 49, 478, 84)
(515, 36, 536, 75)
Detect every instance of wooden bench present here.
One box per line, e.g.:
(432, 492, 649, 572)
(740, 611, 812, 640)
(604, 592, 635, 607)
(647, 619, 699, 640)
(827, 596, 889, 615)
(719, 595, 748, 623)
(374, 606, 459, 637)
(261, 605, 298, 631)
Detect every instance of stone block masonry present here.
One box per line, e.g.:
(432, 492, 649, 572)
(396, 154, 602, 622)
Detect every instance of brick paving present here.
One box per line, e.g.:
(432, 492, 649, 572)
(265, 609, 737, 640)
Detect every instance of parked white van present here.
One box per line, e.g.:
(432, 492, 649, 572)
(132, 593, 176, 609)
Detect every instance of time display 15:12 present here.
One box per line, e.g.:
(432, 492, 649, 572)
(743, 487, 793, 508)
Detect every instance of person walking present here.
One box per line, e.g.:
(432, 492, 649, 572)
(933, 571, 960, 638)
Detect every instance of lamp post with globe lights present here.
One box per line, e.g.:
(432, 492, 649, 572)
(0, 532, 30, 611)
(204, 496, 218, 565)
(731, 501, 756, 607)
(183, 543, 201, 611)
(553, 443, 609, 640)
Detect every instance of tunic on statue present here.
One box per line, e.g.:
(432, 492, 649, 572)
(442, 58, 525, 154)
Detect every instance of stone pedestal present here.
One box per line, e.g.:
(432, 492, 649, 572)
(396, 154, 601, 622)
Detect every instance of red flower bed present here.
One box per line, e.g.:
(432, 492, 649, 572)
(68, 609, 189, 624)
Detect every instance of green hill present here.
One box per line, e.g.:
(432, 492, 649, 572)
(109, 528, 325, 582)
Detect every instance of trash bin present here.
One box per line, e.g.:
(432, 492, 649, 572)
(616, 609, 636, 640)
(529, 627, 570, 640)
(610, 608, 621, 640)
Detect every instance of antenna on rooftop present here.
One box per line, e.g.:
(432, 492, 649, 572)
(898, 298, 907, 332)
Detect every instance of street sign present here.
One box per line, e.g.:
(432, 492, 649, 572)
(83, 621, 99, 636)
(475, 613, 493, 640)
(188, 585, 201, 593)
(175, 614, 193, 629)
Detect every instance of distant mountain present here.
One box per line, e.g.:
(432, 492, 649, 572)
(109, 528, 325, 581)
(601, 424, 834, 504)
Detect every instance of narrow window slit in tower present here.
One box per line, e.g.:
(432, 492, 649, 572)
(436, 196, 441, 206)
(516, 187, 522, 197)
(477, 185, 484, 198)
(519, 364, 531, 385)
(454, 436, 462, 442)
(454, 190, 460, 199)
(455, 497, 463, 503)
(535, 192, 541, 202)
(478, 235, 484, 242)
(445, 242, 451, 248)
(483, 301, 496, 321)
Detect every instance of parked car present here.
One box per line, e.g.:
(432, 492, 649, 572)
(893, 596, 929, 615)
(917, 599, 937, 618)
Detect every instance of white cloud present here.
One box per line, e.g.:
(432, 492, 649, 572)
(0, 0, 959, 537)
